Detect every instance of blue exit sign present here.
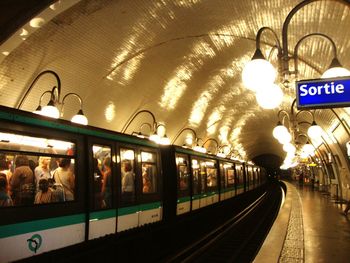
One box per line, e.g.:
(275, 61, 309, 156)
(296, 77, 350, 109)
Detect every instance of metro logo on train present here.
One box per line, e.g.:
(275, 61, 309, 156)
(296, 77, 350, 109)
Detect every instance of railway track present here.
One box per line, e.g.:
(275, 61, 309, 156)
(166, 181, 283, 263)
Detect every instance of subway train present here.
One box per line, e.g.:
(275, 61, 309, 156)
(0, 105, 266, 262)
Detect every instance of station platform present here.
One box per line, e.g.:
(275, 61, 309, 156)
(255, 181, 350, 263)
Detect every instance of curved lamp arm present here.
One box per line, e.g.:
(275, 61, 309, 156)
(201, 138, 219, 151)
(35, 90, 53, 109)
(256, 27, 282, 54)
(172, 127, 198, 145)
(281, 0, 319, 71)
(218, 144, 231, 152)
(293, 33, 337, 78)
(296, 109, 314, 122)
(131, 122, 152, 137)
(139, 122, 153, 133)
(122, 109, 157, 134)
(17, 70, 61, 109)
(277, 109, 291, 127)
(61, 92, 84, 117)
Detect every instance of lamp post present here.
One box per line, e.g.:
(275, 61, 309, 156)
(17, 70, 88, 125)
(273, 99, 324, 168)
(242, 0, 350, 109)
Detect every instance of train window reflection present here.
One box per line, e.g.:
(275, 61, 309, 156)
(0, 132, 75, 155)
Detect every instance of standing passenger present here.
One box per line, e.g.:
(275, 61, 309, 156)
(34, 178, 56, 204)
(122, 162, 134, 202)
(101, 157, 112, 208)
(34, 157, 51, 191)
(0, 155, 12, 184)
(10, 155, 35, 206)
(93, 158, 103, 208)
(0, 155, 12, 195)
(0, 176, 13, 207)
(53, 158, 75, 201)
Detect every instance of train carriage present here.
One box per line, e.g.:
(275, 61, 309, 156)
(0, 106, 162, 262)
(0, 105, 266, 262)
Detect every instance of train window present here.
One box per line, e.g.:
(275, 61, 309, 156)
(0, 132, 76, 208)
(141, 151, 157, 194)
(249, 168, 254, 185)
(120, 148, 136, 204)
(176, 154, 189, 191)
(206, 161, 217, 188)
(200, 161, 206, 193)
(92, 145, 112, 209)
(236, 165, 242, 185)
(191, 159, 200, 195)
(220, 163, 226, 189)
(227, 169, 235, 185)
(223, 163, 234, 186)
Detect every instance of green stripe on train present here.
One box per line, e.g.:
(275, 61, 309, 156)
(221, 187, 235, 193)
(139, 201, 161, 211)
(89, 209, 116, 220)
(118, 202, 162, 216)
(0, 214, 85, 239)
(177, 196, 191, 203)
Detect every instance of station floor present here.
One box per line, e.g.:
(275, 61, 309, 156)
(254, 181, 350, 263)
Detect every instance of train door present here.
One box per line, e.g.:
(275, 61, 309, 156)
(117, 147, 162, 232)
(198, 159, 208, 208)
(175, 154, 191, 215)
(205, 160, 219, 205)
(248, 166, 255, 190)
(191, 158, 201, 210)
(236, 163, 244, 194)
(248, 166, 254, 190)
(220, 162, 235, 200)
(255, 167, 259, 187)
(88, 141, 116, 240)
(138, 149, 162, 225)
(117, 147, 137, 231)
(219, 162, 226, 201)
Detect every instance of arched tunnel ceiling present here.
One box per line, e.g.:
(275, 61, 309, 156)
(0, 0, 350, 164)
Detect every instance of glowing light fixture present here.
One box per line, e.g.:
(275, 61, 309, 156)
(242, 49, 276, 92)
(272, 99, 325, 169)
(256, 83, 283, 109)
(243, 2, 350, 110)
(273, 121, 290, 140)
(307, 121, 322, 139)
(321, 58, 350, 78)
(17, 70, 88, 125)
